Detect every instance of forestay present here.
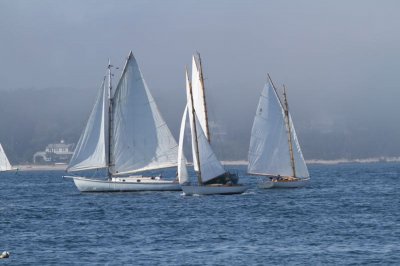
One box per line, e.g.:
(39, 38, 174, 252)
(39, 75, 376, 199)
(67, 78, 108, 172)
(0, 143, 13, 171)
(248, 80, 309, 178)
(111, 52, 178, 175)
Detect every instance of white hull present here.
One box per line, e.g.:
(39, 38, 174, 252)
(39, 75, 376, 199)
(258, 178, 309, 189)
(64, 176, 181, 192)
(182, 184, 248, 195)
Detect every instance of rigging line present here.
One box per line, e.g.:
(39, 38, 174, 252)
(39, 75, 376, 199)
(283, 84, 296, 178)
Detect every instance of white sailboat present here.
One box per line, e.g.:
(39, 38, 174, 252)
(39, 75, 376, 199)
(0, 143, 17, 172)
(64, 51, 181, 192)
(178, 64, 248, 195)
(248, 74, 310, 188)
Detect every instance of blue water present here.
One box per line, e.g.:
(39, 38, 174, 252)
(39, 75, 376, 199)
(1, 163, 399, 265)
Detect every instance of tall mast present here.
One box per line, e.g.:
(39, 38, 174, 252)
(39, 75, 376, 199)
(107, 59, 113, 179)
(196, 52, 211, 143)
(283, 85, 296, 177)
(267, 73, 284, 107)
(187, 68, 203, 185)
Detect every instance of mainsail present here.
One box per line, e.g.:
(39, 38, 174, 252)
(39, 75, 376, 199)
(186, 70, 199, 172)
(110, 52, 178, 175)
(186, 69, 225, 184)
(248, 80, 309, 178)
(191, 54, 209, 140)
(0, 143, 13, 172)
(67, 78, 108, 172)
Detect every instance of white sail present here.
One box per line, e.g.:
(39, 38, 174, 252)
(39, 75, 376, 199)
(289, 116, 310, 178)
(68, 78, 108, 172)
(191, 55, 209, 140)
(111, 52, 178, 175)
(248, 80, 309, 178)
(186, 70, 200, 172)
(177, 105, 189, 184)
(0, 143, 13, 171)
(194, 113, 225, 183)
(186, 67, 225, 183)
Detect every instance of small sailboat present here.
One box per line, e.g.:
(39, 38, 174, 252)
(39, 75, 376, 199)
(0, 143, 17, 172)
(64, 51, 181, 192)
(178, 58, 248, 195)
(248, 74, 310, 188)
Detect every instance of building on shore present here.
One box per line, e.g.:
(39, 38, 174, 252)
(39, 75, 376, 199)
(33, 140, 74, 164)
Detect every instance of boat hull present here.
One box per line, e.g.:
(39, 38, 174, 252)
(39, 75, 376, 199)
(181, 184, 248, 195)
(258, 178, 309, 189)
(64, 176, 181, 192)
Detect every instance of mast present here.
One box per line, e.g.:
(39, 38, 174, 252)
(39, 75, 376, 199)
(283, 85, 296, 178)
(107, 59, 113, 179)
(196, 52, 211, 143)
(268, 74, 296, 177)
(187, 68, 203, 185)
(267, 73, 284, 107)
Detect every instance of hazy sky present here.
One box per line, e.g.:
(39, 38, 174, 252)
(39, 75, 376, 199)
(1, 0, 400, 158)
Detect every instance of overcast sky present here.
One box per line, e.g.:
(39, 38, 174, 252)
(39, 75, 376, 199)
(1, 0, 400, 158)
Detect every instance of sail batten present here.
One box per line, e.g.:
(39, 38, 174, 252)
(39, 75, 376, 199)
(248, 80, 309, 178)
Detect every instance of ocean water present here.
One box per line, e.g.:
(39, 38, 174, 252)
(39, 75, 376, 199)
(1, 163, 399, 265)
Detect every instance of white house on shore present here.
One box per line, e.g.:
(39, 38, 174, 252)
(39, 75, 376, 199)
(33, 140, 74, 164)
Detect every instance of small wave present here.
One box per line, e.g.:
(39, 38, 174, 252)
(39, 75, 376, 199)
(241, 190, 256, 195)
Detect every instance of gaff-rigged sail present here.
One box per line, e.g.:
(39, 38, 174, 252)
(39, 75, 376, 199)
(110, 52, 178, 175)
(248, 80, 309, 178)
(186, 70, 199, 172)
(191, 54, 209, 140)
(67, 77, 108, 172)
(186, 69, 225, 184)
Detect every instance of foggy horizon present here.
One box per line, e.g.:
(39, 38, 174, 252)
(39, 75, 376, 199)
(1, 0, 400, 162)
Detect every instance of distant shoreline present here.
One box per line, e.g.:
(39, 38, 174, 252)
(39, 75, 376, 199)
(305, 157, 400, 165)
(222, 157, 400, 166)
(15, 157, 400, 172)
(16, 164, 68, 171)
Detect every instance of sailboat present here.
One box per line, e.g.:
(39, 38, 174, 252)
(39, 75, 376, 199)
(64, 51, 181, 192)
(0, 143, 17, 172)
(177, 56, 248, 195)
(248, 74, 310, 188)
